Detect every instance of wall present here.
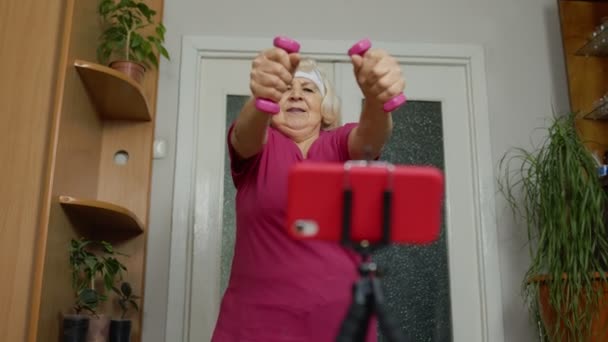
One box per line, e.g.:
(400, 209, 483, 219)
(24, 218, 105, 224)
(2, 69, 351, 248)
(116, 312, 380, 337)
(144, 0, 570, 341)
(0, 0, 65, 341)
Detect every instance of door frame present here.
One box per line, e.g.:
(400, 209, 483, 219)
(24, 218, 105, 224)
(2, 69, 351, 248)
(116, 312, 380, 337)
(166, 35, 503, 342)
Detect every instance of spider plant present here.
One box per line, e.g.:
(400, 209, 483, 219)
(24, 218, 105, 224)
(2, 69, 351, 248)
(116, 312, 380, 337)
(498, 113, 608, 340)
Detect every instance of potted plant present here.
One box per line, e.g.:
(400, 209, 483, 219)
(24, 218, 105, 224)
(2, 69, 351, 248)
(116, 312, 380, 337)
(498, 113, 608, 341)
(97, 0, 170, 84)
(109, 281, 140, 342)
(65, 238, 127, 342)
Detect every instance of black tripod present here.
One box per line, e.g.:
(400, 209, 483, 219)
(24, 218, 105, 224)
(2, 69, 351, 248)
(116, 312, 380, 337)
(335, 250, 408, 342)
(335, 165, 409, 342)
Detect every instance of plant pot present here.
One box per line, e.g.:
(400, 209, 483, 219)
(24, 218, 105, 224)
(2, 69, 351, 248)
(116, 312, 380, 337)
(63, 314, 89, 342)
(535, 274, 608, 341)
(86, 314, 110, 342)
(109, 61, 145, 84)
(109, 319, 132, 342)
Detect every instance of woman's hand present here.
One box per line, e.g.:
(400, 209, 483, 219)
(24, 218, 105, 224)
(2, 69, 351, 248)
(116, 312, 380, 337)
(350, 49, 405, 110)
(250, 48, 300, 102)
(230, 49, 299, 160)
(347, 49, 402, 160)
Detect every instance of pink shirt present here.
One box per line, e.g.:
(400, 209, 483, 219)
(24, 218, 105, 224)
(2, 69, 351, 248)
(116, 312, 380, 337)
(211, 123, 377, 342)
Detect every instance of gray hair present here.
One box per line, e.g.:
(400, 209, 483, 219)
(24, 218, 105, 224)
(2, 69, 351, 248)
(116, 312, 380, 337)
(296, 58, 342, 130)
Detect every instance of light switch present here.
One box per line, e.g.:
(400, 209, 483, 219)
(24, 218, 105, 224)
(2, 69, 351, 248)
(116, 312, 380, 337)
(153, 138, 168, 159)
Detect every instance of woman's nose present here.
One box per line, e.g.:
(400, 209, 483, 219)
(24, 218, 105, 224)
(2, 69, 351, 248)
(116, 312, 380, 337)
(288, 88, 303, 101)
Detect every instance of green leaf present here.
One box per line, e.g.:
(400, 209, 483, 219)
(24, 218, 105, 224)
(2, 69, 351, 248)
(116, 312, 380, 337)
(147, 51, 158, 67)
(131, 34, 143, 48)
(129, 300, 139, 312)
(105, 257, 118, 273)
(103, 273, 114, 291)
(79, 288, 98, 307)
(101, 241, 113, 254)
(98, 0, 115, 17)
(136, 3, 154, 20)
(121, 282, 133, 297)
(155, 24, 165, 41)
(119, 0, 132, 7)
(84, 256, 98, 272)
(101, 26, 127, 42)
(159, 45, 170, 60)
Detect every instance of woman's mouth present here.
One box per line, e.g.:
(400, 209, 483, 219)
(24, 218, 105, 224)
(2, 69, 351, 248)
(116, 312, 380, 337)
(286, 108, 306, 114)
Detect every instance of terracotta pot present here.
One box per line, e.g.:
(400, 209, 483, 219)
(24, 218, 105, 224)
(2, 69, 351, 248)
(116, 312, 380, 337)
(533, 274, 608, 341)
(109, 61, 145, 84)
(86, 314, 110, 342)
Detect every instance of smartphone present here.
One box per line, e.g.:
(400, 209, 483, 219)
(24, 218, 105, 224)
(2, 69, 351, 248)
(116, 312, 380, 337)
(286, 161, 444, 245)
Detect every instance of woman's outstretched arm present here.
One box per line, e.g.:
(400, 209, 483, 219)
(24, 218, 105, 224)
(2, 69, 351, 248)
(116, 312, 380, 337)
(347, 49, 405, 160)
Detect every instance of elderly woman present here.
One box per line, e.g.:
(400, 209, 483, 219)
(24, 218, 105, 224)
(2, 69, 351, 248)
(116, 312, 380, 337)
(211, 46, 406, 342)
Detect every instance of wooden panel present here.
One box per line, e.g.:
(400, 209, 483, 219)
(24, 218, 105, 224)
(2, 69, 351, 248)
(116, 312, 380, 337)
(34, 0, 105, 339)
(0, 0, 65, 340)
(559, 1, 608, 156)
(98, 121, 154, 228)
(26, 0, 76, 339)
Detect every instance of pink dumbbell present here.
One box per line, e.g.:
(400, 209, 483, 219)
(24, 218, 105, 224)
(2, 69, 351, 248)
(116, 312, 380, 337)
(348, 39, 407, 113)
(255, 36, 301, 115)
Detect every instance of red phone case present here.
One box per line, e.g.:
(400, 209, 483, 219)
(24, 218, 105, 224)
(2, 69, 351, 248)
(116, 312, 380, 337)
(286, 162, 444, 245)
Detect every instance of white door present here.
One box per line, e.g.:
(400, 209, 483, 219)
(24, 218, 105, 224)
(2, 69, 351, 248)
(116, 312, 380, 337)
(335, 62, 483, 341)
(168, 37, 502, 342)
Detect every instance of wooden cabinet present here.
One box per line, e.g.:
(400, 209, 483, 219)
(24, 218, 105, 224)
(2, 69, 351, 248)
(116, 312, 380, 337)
(0, 1, 66, 341)
(1, 0, 164, 341)
(559, 0, 608, 157)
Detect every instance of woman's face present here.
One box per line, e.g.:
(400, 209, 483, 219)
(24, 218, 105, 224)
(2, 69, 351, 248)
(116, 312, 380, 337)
(271, 77, 323, 142)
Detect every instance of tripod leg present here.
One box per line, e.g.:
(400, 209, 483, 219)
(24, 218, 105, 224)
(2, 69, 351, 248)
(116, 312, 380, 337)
(336, 278, 373, 342)
(370, 278, 409, 342)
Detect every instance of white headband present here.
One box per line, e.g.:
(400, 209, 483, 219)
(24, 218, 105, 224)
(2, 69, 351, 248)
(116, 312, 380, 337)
(294, 70, 326, 96)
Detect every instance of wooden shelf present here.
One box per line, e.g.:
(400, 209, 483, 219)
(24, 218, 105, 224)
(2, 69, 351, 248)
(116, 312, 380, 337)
(576, 24, 608, 57)
(74, 60, 151, 121)
(584, 100, 608, 120)
(59, 195, 144, 236)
